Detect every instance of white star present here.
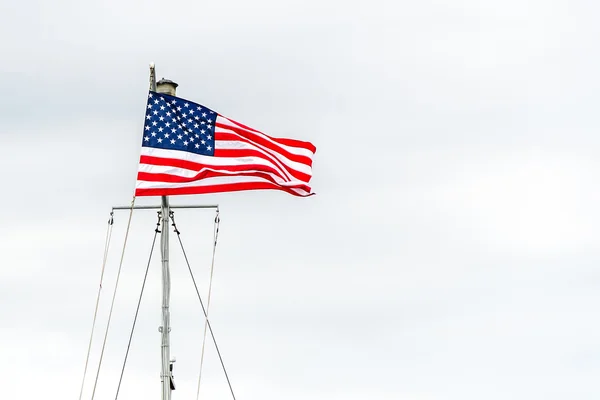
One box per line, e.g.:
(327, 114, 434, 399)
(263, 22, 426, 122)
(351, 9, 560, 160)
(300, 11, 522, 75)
(159, 116, 164, 121)
(157, 138, 163, 143)
(177, 106, 182, 111)
(171, 128, 176, 134)
(207, 119, 212, 123)
(201, 121, 205, 125)
(151, 132, 157, 137)
(165, 133, 170, 138)
(158, 127, 164, 132)
(182, 113, 187, 118)
(188, 119, 193, 124)
(144, 136, 149, 141)
(148, 93, 153, 98)
(183, 140, 188, 146)
(194, 116, 199, 120)
(177, 134, 183, 140)
(154, 99, 159, 104)
(177, 116, 181, 121)
(160, 97, 164, 101)
(182, 122, 186, 127)
(207, 145, 212, 151)
(152, 121, 158, 126)
(209, 111, 214, 114)
(197, 106, 202, 111)
(207, 124, 212, 129)
(190, 137, 195, 142)
(189, 109, 194, 115)
(201, 140, 206, 145)
(147, 104, 152, 109)
(160, 105, 165, 110)
(165, 122, 171, 127)
(195, 143, 200, 149)
(195, 134, 199, 138)
(145, 126, 150, 131)
(201, 129, 206, 134)
(166, 112, 171, 117)
(202, 112, 207, 117)
(194, 123, 199, 129)
(170, 139, 176, 144)
(171, 100, 176, 105)
(153, 110, 158, 115)
(207, 135, 212, 140)
(146, 115, 151, 120)
(184, 103, 189, 108)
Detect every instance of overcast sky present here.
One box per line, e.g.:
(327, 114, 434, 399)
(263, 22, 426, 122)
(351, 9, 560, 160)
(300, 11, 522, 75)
(2, 0, 600, 399)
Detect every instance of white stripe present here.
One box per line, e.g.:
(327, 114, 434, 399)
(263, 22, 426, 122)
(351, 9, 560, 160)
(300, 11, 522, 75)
(139, 147, 312, 181)
(136, 174, 311, 196)
(216, 115, 315, 158)
(138, 175, 266, 188)
(215, 139, 313, 176)
(137, 163, 309, 187)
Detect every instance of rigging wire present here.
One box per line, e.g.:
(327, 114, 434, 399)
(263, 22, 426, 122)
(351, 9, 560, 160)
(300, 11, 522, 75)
(196, 209, 220, 400)
(78, 211, 115, 400)
(114, 212, 162, 400)
(91, 196, 137, 400)
(170, 211, 236, 400)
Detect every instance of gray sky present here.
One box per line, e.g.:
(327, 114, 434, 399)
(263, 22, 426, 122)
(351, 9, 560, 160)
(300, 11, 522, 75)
(2, 0, 600, 399)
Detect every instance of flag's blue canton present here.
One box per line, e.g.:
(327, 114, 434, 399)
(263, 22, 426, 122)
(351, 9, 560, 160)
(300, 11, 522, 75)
(142, 91, 217, 156)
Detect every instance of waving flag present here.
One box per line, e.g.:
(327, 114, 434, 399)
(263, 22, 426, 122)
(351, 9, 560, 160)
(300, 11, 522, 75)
(135, 92, 316, 197)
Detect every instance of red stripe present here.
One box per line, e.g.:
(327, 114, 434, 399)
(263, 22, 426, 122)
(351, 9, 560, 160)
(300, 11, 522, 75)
(221, 116, 317, 153)
(139, 155, 308, 185)
(216, 132, 313, 167)
(137, 169, 312, 194)
(135, 181, 314, 197)
(218, 115, 262, 133)
(213, 148, 312, 183)
(216, 122, 314, 167)
(272, 137, 316, 153)
(140, 155, 201, 171)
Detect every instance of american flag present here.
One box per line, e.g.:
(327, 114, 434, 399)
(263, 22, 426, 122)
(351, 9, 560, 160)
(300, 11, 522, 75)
(135, 91, 316, 197)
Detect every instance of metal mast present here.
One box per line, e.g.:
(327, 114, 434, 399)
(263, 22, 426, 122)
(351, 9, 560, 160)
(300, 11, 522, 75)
(149, 63, 179, 400)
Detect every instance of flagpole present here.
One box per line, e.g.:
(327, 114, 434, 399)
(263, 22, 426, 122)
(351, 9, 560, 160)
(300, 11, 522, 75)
(149, 63, 179, 400)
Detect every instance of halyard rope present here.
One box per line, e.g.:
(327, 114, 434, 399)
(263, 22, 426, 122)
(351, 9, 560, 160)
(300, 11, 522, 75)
(91, 196, 136, 400)
(78, 211, 114, 400)
(171, 211, 235, 400)
(114, 212, 162, 400)
(196, 209, 220, 400)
